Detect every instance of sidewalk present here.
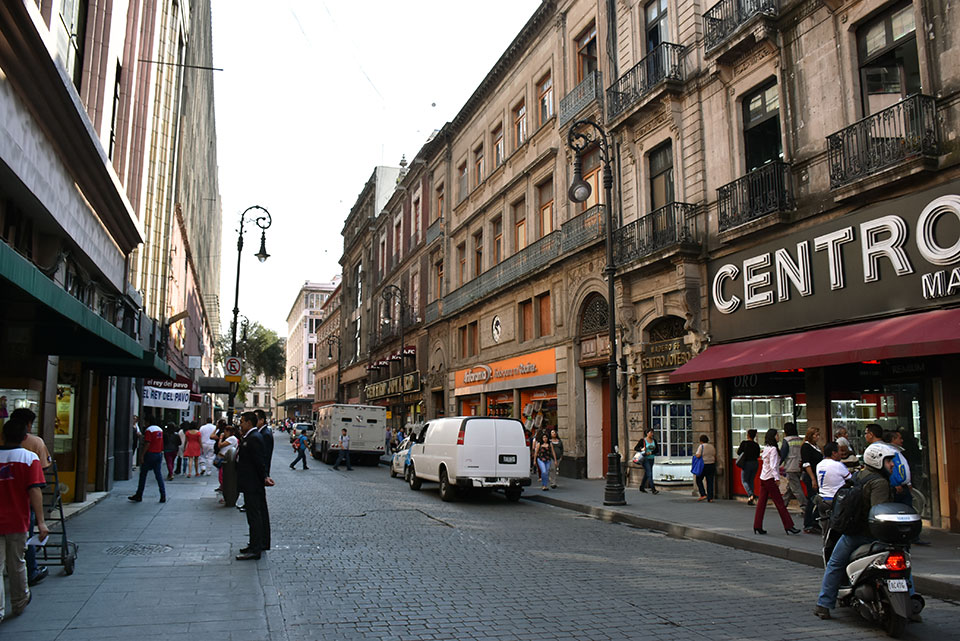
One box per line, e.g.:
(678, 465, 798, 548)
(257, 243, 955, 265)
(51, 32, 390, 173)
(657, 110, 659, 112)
(523, 476, 960, 601)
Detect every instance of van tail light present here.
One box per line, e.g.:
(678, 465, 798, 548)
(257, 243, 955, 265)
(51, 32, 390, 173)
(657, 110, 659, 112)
(457, 424, 466, 445)
(885, 553, 907, 571)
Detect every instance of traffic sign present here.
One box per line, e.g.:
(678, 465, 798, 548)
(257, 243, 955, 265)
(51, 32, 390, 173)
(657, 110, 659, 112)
(224, 356, 242, 382)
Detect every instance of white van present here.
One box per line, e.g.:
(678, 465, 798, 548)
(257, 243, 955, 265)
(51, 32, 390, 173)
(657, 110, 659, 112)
(312, 404, 386, 465)
(406, 416, 531, 502)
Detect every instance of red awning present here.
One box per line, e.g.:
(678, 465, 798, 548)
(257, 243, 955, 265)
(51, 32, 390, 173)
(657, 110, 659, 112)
(670, 308, 960, 383)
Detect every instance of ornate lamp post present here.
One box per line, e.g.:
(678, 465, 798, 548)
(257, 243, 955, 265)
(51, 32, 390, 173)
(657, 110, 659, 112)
(228, 205, 272, 423)
(289, 365, 300, 418)
(381, 284, 406, 430)
(567, 119, 626, 506)
(326, 335, 342, 404)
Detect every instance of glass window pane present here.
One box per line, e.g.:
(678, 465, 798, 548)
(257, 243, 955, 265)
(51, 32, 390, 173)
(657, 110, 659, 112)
(891, 6, 915, 41)
(864, 21, 887, 58)
(765, 85, 779, 112)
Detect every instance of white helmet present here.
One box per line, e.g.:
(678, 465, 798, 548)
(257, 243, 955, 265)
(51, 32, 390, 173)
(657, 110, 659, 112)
(863, 442, 895, 472)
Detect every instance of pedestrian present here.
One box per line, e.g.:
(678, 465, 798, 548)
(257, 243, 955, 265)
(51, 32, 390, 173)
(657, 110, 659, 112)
(815, 441, 852, 561)
(255, 409, 274, 476)
(131, 414, 140, 470)
(8, 408, 51, 587)
(198, 417, 217, 476)
(162, 422, 179, 481)
(635, 429, 659, 494)
(333, 428, 353, 470)
(753, 428, 800, 535)
(736, 428, 760, 505)
(384, 426, 392, 453)
(801, 426, 824, 533)
(127, 416, 166, 503)
(218, 426, 240, 508)
(289, 430, 309, 470)
(534, 433, 557, 491)
(863, 423, 883, 447)
(779, 422, 805, 513)
(834, 426, 855, 466)
(0, 416, 50, 622)
(182, 421, 202, 477)
(693, 435, 716, 502)
(548, 428, 563, 489)
(235, 412, 274, 560)
(882, 429, 913, 507)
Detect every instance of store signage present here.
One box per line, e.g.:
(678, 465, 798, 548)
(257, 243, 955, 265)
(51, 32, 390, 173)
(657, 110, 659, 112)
(365, 370, 421, 400)
(708, 182, 960, 341)
(455, 349, 558, 389)
(641, 338, 693, 372)
(142, 384, 190, 410)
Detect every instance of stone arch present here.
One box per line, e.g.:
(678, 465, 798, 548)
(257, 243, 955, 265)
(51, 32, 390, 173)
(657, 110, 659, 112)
(566, 277, 607, 333)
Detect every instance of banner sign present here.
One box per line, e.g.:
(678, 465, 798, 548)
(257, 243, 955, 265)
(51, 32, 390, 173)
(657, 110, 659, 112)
(142, 384, 190, 410)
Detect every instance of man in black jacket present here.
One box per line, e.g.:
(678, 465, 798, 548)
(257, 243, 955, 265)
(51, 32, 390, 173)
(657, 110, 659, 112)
(236, 412, 274, 560)
(254, 409, 273, 550)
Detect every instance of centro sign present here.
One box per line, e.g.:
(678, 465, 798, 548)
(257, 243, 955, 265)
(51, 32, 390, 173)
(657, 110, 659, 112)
(707, 183, 960, 341)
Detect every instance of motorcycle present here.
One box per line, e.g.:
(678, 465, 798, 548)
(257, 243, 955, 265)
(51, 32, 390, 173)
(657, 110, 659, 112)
(821, 502, 925, 638)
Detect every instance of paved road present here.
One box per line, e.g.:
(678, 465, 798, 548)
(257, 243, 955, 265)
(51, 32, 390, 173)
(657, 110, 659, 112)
(6, 448, 960, 641)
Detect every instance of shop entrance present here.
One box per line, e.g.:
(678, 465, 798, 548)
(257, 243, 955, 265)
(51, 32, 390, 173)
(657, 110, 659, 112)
(584, 376, 610, 478)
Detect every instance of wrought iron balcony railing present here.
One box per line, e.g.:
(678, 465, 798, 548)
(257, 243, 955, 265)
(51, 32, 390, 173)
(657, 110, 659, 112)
(560, 204, 606, 252)
(425, 218, 443, 245)
(613, 202, 701, 266)
(703, 0, 779, 51)
(827, 94, 939, 188)
(717, 160, 793, 232)
(559, 70, 603, 126)
(607, 43, 684, 121)
(424, 300, 440, 324)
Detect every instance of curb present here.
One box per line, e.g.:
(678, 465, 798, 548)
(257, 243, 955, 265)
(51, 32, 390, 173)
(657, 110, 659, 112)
(62, 491, 110, 522)
(524, 493, 960, 602)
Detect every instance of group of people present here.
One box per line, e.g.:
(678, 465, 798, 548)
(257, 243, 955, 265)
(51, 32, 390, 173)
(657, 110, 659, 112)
(529, 428, 563, 491)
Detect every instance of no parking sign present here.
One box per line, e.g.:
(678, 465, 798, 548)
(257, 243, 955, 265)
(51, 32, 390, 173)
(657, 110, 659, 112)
(224, 357, 242, 382)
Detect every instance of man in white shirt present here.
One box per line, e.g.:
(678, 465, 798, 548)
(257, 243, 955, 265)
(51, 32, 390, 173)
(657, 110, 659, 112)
(332, 428, 353, 471)
(816, 442, 852, 501)
(197, 418, 217, 475)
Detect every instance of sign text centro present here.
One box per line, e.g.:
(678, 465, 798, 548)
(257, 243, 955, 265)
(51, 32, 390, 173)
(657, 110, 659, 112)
(707, 185, 960, 341)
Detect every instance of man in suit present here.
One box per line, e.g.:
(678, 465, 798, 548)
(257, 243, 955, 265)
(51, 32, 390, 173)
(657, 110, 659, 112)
(254, 409, 273, 550)
(235, 412, 274, 560)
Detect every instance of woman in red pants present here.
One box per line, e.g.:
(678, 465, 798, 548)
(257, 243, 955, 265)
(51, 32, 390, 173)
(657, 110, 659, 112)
(753, 427, 801, 535)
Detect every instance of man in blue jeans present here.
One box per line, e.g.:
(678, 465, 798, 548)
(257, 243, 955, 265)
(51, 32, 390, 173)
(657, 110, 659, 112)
(814, 443, 916, 620)
(128, 417, 166, 503)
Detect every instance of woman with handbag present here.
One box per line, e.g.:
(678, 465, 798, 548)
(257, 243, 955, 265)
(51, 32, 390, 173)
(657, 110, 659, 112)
(534, 433, 557, 491)
(736, 429, 761, 505)
(218, 426, 240, 507)
(800, 427, 824, 533)
(753, 428, 800, 535)
(693, 435, 716, 502)
(635, 429, 659, 494)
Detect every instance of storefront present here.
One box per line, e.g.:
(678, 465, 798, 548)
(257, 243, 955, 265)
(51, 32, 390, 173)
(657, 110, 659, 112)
(673, 181, 960, 530)
(453, 348, 558, 432)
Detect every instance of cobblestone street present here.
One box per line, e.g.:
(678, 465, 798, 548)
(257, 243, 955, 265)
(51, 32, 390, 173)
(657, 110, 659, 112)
(6, 451, 960, 641)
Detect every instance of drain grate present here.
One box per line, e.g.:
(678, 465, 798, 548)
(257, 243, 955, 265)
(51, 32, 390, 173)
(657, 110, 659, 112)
(105, 543, 173, 556)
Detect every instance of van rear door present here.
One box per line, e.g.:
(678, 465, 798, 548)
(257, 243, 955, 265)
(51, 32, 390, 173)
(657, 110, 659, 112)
(494, 418, 528, 478)
(460, 418, 496, 477)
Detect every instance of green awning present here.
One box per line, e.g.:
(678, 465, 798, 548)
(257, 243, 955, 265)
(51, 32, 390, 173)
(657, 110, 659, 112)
(81, 351, 176, 379)
(0, 239, 143, 360)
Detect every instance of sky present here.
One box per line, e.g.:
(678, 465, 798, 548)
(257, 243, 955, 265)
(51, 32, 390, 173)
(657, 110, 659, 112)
(212, 0, 541, 337)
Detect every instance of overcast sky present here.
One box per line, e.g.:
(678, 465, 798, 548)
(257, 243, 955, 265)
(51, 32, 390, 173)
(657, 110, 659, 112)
(212, 0, 540, 337)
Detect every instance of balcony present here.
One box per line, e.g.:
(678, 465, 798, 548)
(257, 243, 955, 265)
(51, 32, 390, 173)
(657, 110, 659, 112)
(827, 94, 940, 190)
(607, 43, 684, 122)
(561, 205, 606, 253)
(614, 202, 702, 267)
(559, 70, 603, 126)
(425, 300, 440, 324)
(703, 0, 779, 56)
(717, 160, 793, 233)
(426, 218, 443, 246)
(443, 231, 562, 317)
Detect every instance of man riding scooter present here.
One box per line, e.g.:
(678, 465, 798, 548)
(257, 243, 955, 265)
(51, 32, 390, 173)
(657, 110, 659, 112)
(814, 442, 920, 622)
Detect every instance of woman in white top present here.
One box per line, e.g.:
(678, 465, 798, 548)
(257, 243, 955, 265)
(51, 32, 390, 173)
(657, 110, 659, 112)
(753, 428, 800, 535)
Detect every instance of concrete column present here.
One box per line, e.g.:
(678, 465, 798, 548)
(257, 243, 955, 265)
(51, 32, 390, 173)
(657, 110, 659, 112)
(804, 368, 829, 442)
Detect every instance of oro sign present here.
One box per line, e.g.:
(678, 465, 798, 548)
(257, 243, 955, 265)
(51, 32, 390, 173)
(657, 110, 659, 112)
(224, 356, 242, 382)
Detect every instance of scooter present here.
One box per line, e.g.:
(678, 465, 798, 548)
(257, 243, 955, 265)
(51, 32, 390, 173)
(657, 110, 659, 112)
(822, 502, 925, 638)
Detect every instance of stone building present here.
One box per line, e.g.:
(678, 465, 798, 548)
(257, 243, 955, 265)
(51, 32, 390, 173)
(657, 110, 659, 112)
(282, 279, 337, 419)
(313, 282, 342, 410)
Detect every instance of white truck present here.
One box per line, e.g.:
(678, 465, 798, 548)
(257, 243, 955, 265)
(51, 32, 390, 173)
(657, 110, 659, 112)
(311, 404, 387, 466)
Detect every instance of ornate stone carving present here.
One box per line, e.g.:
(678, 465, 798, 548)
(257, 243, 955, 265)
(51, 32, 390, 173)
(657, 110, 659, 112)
(633, 107, 668, 141)
(733, 42, 775, 77)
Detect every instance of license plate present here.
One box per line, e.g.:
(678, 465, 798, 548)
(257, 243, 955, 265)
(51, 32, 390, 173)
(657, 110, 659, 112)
(499, 454, 517, 464)
(887, 579, 908, 593)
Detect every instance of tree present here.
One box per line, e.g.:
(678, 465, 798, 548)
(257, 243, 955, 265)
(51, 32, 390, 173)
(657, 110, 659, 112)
(217, 321, 286, 386)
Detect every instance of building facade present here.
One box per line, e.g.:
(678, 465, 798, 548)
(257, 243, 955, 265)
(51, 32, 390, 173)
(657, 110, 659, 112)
(282, 279, 338, 419)
(313, 282, 342, 411)
(242, 372, 276, 419)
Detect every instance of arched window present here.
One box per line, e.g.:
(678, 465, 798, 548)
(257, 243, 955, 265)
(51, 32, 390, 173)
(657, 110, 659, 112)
(579, 294, 609, 336)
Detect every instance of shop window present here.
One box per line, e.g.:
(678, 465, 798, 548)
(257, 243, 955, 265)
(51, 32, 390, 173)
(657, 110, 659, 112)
(649, 141, 674, 210)
(457, 243, 466, 287)
(645, 0, 668, 51)
(519, 300, 534, 342)
(743, 81, 782, 172)
(650, 400, 692, 457)
(537, 292, 552, 337)
(576, 22, 598, 82)
(538, 72, 553, 126)
(730, 395, 794, 457)
(538, 179, 554, 237)
(857, 3, 919, 117)
(513, 100, 527, 149)
(493, 125, 505, 167)
(513, 199, 527, 251)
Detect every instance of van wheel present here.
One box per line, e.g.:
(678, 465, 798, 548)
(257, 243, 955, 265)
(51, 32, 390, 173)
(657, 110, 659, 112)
(408, 464, 422, 491)
(439, 469, 456, 502)
(389, 465, 397, 478)
(504, 488, 522, 502)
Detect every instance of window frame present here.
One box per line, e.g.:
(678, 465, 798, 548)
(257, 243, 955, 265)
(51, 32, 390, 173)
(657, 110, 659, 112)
(576, 22, 599, 83)
(537, 72, 554, 127)
(513, 100, 527, 149)
(493, 124, 505, 167)
(474, 145, 484, 186)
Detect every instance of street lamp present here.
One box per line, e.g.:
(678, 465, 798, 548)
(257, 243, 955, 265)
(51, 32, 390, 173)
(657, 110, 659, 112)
(289, 365, 300, 417)
(382, 284, 406, 430)
(229, 205, 272, 423)
(567, 119, 626, 506)
(326, 335, 342, 404)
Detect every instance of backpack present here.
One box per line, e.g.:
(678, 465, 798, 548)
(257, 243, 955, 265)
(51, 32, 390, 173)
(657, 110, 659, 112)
(829, 472, 866, 535)
(889, 452, 908, 487)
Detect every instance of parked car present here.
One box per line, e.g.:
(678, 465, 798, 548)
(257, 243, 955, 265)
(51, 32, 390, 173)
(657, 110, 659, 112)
(406, 416, 531, 502)
(290, 422, 314, 441)
(390, 436, 414, 478)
